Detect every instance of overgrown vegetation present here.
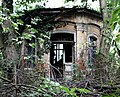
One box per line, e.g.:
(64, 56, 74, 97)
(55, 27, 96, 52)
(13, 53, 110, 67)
(0, 0, 120, 97)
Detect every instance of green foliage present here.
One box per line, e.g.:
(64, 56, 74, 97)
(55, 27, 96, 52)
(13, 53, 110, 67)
(37, 78, 91, 97)
(14, 0, 47, 12)
(72, 63, 83, 81)
(115, 33, 120, 49)
(110, 6, 120, 31)
(65, 0, 97, 3)
(108, 0, 120, 55)
(100, 0, 120, 85)
(101, 88, 120, 97)
(1, 0, 120, 96)
(64, 0, 99, 10)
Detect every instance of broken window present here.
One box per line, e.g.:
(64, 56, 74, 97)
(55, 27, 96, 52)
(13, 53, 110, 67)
(52, 43, 64, 64)
(88, 36, 97, 65)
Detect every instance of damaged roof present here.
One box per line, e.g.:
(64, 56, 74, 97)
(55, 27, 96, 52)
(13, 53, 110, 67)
(23, 7, 103, 20)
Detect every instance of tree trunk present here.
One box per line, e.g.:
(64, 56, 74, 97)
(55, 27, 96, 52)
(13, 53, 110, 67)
(95, 0, 110, 82)
(0, 26, 3, 50)
(99, 0, 108, 19)
(2, 0, 19, 96)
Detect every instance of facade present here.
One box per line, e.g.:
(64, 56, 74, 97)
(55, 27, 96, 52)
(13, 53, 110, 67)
(44, 8, 103, 80)
(23, 8, 103, 80)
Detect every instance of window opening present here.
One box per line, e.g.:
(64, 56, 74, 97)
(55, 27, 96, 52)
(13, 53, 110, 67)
(88, 36, 97, 64)
(53, 43, 64, 64)
(64, 44, 72, 63)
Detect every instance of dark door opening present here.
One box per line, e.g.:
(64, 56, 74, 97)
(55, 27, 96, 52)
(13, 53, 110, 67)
(64, 44, 72, 63)
(50, 43, 64, 78)
(50, 33, 74, 79)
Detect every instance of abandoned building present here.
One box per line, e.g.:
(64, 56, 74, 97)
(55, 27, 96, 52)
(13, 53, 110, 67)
(23, 8, 103, 80)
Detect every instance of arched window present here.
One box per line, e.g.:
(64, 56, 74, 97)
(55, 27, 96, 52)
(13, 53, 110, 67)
(88, 35, 97, 65)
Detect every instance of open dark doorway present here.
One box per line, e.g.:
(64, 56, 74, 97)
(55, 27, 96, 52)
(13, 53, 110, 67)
(50, 33, 74, 79)
(64, 44, 72, 63)
(50, 43, 64, 78)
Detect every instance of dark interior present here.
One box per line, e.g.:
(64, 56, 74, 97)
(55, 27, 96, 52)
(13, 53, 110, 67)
(50, 33, 74, 79)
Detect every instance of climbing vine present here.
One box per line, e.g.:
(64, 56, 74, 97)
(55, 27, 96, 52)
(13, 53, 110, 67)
(0, 0, 120, 96)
